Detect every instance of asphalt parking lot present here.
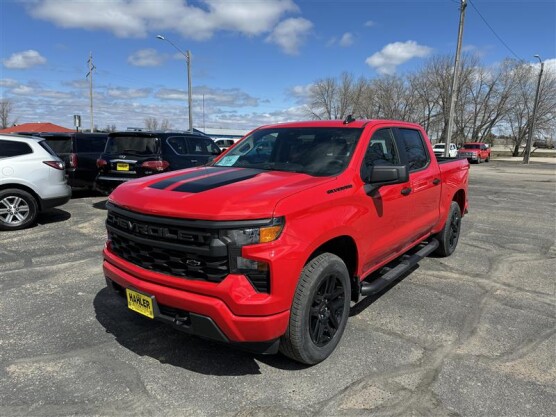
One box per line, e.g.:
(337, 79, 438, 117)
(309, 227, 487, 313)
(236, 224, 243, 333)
(1, 160, 555, 417)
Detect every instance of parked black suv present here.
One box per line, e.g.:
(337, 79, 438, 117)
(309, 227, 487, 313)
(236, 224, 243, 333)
(95, 131, 221, 194)
(17, 132, 108, 189)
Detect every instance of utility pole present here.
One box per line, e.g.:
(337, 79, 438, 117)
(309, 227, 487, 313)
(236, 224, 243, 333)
(523, 55, 544, 164)
(445, 0, 467, 157)
(86, 52, 96, 132)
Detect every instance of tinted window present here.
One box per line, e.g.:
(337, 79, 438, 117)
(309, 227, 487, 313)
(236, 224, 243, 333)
(0, 140, 33, 157)
(398, 129, 428, 171)
(361, 129, 400, 181)
(186, 137, 220, 155)
(45, 138, 72, 154)
(75, 136, 108, 153)
(105, 136, 160, 155)
(463, 144, 480, 149)
(214, 127, 363, 177)
(167, 136, 188, 155)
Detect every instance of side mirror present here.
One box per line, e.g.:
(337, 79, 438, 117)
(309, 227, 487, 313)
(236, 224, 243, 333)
(364, 165, 409, 194)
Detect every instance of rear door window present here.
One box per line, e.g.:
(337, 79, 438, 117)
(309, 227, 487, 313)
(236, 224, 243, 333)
(186, 137, 220, 155)
(0, 140, 33, 157)
(167, 136, 188, 155)
(397, 128, 429, 171)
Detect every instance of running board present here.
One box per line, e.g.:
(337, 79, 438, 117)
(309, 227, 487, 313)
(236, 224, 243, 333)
(360, 239, 439, 296)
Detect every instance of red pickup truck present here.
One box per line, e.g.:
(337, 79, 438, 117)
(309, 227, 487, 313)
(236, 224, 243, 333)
(103, 119, 469, 364)
(457, 142, 491, 163)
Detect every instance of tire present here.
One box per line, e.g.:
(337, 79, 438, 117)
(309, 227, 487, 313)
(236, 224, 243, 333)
(280, 253, 351, 365)
(0, 189, 38, 231)
(433, 201, 462, 257)
(485, 155, 490, 162)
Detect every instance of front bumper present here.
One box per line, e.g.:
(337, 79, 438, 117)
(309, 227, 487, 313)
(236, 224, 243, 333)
(103, 249, 290, 349)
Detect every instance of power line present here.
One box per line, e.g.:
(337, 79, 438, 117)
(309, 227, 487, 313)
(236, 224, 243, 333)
(468, 0, 522, 60)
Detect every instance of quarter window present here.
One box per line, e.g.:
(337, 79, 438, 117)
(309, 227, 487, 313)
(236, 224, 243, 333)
(398, 129, 429, 171)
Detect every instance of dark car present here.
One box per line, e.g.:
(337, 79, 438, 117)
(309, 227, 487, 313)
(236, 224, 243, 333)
(17, 132, 108, 189)
(95, 131, 221, 194)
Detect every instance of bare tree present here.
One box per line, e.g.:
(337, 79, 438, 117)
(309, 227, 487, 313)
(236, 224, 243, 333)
(144, 117, 159, 131)
(502, 60, 556, 156)
(160, 119, 171, 130)
(0, 99, 17, 129)
(104, 124, 117, 132)
(306, 72, 366, 120)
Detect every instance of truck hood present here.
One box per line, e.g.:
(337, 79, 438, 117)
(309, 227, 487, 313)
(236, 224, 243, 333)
(108, 166, 334, 220)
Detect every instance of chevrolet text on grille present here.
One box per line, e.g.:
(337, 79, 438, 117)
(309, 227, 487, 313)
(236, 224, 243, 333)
(107, 213, 195, 242)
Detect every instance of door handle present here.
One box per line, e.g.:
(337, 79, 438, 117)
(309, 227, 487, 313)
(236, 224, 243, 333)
(191, 159, 198, 163)
(401, 187, 412, 196)
(432, 178, 441, 185)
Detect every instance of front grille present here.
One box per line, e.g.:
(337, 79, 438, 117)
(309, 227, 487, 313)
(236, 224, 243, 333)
(106, 205, 229, 282)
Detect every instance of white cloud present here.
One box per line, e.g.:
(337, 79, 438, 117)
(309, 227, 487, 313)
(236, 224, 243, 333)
(3, 50, 47, 69)
(127, 49, 166, 67)
(107, 88, 152, 99)
(364, 20, 375, 27)
(12, 85, 35, 95)
(339, 32, 354, 47)
(28, 0, 300, 41)
(156, 86, 259, 107)
(0, 78, 19, 88)
(365, 41, 432, 74)
(266, 17, 313, 55)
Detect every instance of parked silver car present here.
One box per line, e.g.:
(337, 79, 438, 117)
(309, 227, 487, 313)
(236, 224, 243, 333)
(0, 134, 71, 230)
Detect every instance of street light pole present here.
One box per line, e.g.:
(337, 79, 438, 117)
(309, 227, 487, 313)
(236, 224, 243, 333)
(523, 55, 544, 164)
(156, 35, 193, 132)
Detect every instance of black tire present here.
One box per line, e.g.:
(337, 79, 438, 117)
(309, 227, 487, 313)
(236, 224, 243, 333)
(433, 201, 462, 257)
(485, 156, 490, 162)
(280, 253, 351, 365)
(0, 188, 38, 231)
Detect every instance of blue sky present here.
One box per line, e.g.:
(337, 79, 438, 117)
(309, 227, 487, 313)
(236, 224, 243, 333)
(1, 0, 555, 131)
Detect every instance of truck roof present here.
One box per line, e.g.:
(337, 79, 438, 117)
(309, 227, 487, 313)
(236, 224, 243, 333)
(258, 119, 423, 130)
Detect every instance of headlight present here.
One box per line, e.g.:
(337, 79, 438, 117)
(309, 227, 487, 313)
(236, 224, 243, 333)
(220, 217, 284, 246)
(220, 218, 284, 291)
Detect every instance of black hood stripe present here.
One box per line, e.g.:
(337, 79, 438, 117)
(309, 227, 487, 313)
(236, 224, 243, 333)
(149, 167, 221, 190)
(172, 168, 262, 193)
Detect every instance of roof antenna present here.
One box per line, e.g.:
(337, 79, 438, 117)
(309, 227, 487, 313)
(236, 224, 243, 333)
(343, 114, 355, 124)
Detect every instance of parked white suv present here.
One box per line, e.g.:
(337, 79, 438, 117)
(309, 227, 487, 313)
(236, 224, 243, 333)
(433, 142, 458, 158)
(0, 135, 71, 230)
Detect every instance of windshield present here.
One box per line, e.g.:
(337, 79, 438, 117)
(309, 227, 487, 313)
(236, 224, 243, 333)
(463, 144, 480, 149)
(433, 144, 445, 149)
(106, 136, 160, 155)
(214, 127, 363, 176)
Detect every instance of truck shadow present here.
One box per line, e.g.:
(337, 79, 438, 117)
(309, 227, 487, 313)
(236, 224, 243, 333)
(93, 287, 307, 375)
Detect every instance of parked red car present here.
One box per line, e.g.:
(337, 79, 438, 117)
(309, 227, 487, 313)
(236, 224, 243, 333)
(457, 142, 491, 163)
(102, 119, 469, 364)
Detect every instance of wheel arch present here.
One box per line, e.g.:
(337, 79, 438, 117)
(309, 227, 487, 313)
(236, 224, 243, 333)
(452, 188, 466, 215)
(306, 235, 359, 301)
(0, 183, 43, 211)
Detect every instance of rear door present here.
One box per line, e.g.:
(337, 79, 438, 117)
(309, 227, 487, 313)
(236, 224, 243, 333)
(166, 135, 220, 169)
(393, 127, 441, 243)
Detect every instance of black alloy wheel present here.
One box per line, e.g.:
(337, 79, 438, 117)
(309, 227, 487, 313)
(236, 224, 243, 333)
(309, 274, 346, 347)
(433, 201, 462, 257)
(280, 252, 351, 365)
